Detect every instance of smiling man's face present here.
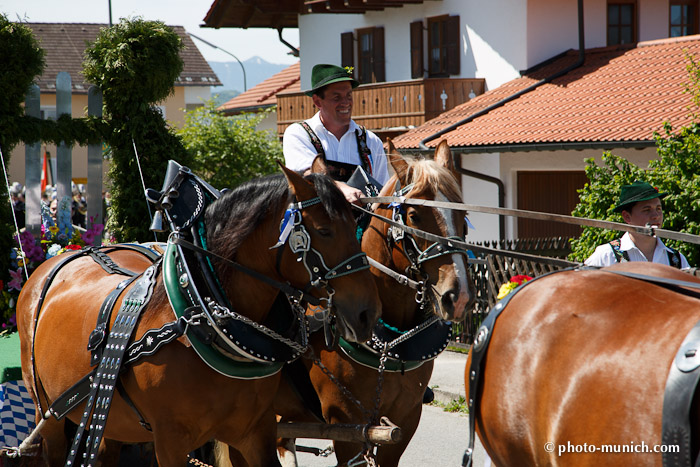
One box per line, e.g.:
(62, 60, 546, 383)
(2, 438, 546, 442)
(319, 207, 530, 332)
(313, 81, 353, 131)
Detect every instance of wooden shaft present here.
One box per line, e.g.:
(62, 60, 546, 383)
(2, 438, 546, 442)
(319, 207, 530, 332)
(277, 420, 402, 444)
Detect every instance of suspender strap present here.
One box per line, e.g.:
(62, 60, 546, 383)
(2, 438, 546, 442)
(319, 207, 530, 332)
(297, 121, 373, 176)
(609, 239, 630, 263)
(355, 126, 373, 176)
(610, 239, 682, 269)
(667, 247, 682, 269)
(299, 121, 325, 157)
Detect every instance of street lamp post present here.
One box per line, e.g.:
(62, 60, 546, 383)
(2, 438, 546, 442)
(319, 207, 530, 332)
(188, 32, 247, 92)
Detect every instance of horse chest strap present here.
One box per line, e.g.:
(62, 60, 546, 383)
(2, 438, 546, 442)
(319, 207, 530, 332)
(66, 265, 159, 467)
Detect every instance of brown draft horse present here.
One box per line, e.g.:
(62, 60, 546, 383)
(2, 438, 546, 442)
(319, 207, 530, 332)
(17, 166, 381, 467)
(467, 261, 700, 466)
(275, 140, 476, 466)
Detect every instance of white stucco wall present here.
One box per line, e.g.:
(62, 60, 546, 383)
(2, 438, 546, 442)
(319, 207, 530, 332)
(298, 0, 526, 92)
(457, 146, 660, 242)
(459, 152, 502, 244)
(299, 0, 681, 92)
(184, 86, 212, 105)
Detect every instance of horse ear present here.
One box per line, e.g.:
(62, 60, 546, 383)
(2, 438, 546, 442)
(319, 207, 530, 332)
(434, 140, 454, 172)
(388, 153, 409, 186)
(386, 138, 398, 156)
(278, 162, 317, 201)
(310, 155, 329, 175)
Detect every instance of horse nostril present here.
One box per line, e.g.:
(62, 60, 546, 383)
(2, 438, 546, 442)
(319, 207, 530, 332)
(442, 291, 457, 309)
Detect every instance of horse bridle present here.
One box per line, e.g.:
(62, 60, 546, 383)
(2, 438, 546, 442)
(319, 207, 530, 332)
(384, 184, 470, 308)
(275, 197, 371, 347)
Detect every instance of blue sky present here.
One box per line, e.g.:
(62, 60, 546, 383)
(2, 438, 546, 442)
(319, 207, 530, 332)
(0, 0, 300, 64)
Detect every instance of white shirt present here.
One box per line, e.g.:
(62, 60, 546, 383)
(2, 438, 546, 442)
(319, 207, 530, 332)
(283, 112, 390, 186)
(584, 232, 690, 268)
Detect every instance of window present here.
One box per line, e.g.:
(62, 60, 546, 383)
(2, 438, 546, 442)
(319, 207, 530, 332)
(607, 1, 636, 45)
(340, 27, 385, 84)
(426, 15, 460, 77)
(670, 1, 697, 37)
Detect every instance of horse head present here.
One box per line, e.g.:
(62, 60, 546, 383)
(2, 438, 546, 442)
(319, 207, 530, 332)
(204, 165, 381, 344)
(367, 140, 475, 323)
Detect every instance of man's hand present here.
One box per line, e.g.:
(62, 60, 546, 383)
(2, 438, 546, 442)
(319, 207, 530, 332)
(336, 181, 363, 205)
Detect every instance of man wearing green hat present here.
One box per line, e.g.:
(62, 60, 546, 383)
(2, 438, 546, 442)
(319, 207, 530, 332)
(283, 64, 390, 203)
(585, 181, 689, 268)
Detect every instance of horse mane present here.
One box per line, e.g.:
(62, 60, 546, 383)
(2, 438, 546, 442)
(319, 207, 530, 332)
(404, 158, 462, 202)
(204, 172, 352, 258)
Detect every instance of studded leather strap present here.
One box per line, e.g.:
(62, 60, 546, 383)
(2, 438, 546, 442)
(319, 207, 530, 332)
(65, 264, 159, 467)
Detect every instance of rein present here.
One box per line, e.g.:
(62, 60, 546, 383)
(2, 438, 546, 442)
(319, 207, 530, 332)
(170, 235, 325, 307)
(361, 195, 700, 246)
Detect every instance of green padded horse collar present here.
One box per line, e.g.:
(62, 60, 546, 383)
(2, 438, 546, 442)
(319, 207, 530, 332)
(163, 241, 286, 379)
(338, 317, 452, 372)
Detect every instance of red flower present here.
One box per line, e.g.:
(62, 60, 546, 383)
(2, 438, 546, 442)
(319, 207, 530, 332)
(510, 275, 533, 285)
(65, 244, 82, 251)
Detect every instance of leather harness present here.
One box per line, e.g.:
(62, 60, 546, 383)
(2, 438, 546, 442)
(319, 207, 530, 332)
(31, 160, 376, 466)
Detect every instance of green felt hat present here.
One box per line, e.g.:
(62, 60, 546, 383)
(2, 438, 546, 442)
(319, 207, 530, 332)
(614, 181, 667, 212)
(305, 64, 359, 97)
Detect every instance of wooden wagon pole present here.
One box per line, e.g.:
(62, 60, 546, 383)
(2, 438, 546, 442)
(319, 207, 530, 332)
(277, 417, 402, 444)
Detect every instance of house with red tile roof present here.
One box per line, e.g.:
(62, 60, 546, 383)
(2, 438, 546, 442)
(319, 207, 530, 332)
(204, 0, 700, 243)
(9, 23, 221, 187)
(394, 36, 700, 242)
(218, 62, 300, 133)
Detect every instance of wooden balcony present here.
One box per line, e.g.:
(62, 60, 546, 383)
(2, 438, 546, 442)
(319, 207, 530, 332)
(276, 77, 485, 139)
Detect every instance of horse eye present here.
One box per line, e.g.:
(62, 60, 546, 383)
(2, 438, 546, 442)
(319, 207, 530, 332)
(408, 212, 420, 224)
(317, 227, 332, 237)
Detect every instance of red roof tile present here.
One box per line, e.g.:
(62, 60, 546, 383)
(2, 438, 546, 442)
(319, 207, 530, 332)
(24, 23, 221, 94)
(393, 35, 700, 151)
(218, 62, 300, 114)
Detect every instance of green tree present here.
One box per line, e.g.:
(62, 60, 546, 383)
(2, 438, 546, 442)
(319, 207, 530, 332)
(82, 18, 190, 242)
(177, 101, 280, 190)
(570, 123, 700, 266)
(0, 15, 45, 327)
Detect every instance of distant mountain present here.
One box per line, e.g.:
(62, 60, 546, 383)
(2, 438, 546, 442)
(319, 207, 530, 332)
(209, 57, 290, 94)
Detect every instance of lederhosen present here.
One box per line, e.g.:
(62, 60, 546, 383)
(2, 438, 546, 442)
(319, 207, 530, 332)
(609, 238, 682, 268)
(298, 121, 373, 182)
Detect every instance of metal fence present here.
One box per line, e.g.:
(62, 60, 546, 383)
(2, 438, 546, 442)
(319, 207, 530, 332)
(453, 237, 577, 345)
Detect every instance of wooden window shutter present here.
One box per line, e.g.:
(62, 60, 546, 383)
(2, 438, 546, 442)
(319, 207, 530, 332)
(341, 32, 354, 74)
(446, 15, 460, 75)
(410, 20, 424, 79)
(372, 27, 385, 82)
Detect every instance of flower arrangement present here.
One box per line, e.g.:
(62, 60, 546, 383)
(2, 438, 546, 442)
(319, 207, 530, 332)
(0, 196, 104, 334)
(496, 274, 533, 300)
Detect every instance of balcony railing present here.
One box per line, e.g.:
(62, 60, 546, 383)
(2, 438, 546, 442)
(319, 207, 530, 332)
(276, 77, 485, 138)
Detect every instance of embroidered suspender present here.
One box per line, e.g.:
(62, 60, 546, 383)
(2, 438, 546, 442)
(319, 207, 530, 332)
(298, 121, 373, 180)
(354, 126, 373, 175)
(608, 238, 682, 268)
